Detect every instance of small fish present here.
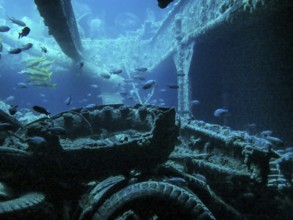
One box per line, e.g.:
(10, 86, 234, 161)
(8, 48, 22, 54)
(18, 26, 30, 39)
(79, 61, 84, 69)
(0, 26, 10, 32)
(8, 105, 18, 115)
(119, 91, 127, 96)
(32, 105, 50, 115)
(64, 96, 72, 105)
(123, 79, 134, 83)
(41, 61, 54, 67)
(264, 136, 284, 146)
(158, 0, 174, 8)
(7, 16, 26, 27)
(26, 136, 47, 145)
(20, 43, 33, 51)
(100, 73, 111, 79)
(261, 130, 273, 137)
(84, 103, 97, 110)
(245, 123, 257, 129)
(213, 108, 228, 118)
(177, 71, 185, 77)
(166, 84, 179, 89)
(30, 81, 56, 88)
(16, 82, 28, 88)
(190, 100, 200, 105)
(133, 75, 146, 81)
(90, 84, 98, 88)
(135, 67, 148, 72)
(0, 42, 3, 52)
(142, 80, 156, 90)
(5, 95, 15, 102)
(41, 46, 47, 53)
(110, 69, 123, 74)
(0, 122, 14, 131)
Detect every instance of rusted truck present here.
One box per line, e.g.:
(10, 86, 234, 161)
(0, 105, 292, 219)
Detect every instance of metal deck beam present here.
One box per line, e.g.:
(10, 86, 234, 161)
(34, 0, 82, 61)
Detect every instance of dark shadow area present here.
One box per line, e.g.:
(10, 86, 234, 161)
(190, 3, 293, 143)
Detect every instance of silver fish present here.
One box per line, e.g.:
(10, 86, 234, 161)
(7, 16, 26, 27)
(0, 26, 10, 32)
(64, 96, 72, 105)
(213, 108, 228, 117)
(142, 80, 156, 90)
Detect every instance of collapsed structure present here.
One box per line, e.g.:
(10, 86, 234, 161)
(0, 104, 292, 219)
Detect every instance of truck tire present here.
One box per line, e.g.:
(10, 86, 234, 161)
(93, 181, 215, 220)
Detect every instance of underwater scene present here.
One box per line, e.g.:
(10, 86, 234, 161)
(0, 0, 292, 219)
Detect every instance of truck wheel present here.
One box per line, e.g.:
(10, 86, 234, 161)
(0, 192, 45, 219)
(92, 181, 215, 220)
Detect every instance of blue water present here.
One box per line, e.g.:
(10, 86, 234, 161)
(0, 0, 175, 114)
(1, 0, 292, 145)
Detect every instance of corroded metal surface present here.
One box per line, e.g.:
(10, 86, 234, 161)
(148, 0, 290, 69)
(0, 105, 292, 219)
(16, 105, 178, 182)
(166, 118, 292, 219)
(34, 0, 82, 61)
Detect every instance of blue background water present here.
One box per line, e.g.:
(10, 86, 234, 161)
(0, 0, 174, 114)
(1, 0, 293, 145)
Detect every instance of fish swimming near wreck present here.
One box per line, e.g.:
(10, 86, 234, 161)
(20, 43, 33, 51)
(100, 73, 111, 79)
(0, 26, 10, 32)
(213, 108, 229, 118)
(26, 136, 47, 147)
(83, 104, 97, 110)
(32, 105, 50, 115)
(158, 0, 174, 8)
(24, 57, 47, 68)
(7, 16, 26, 27)
(110, 69, 123, 74)
(190, 100, 200, 106)
(41, 46, 48, 53)
(8, 48, 22, 54)
(79, 61, 84, 69)
(64, 96, 72, 106)
(133, 75, 146, 81)
(177, 71, 185, 77)
(18, 26, 30, 39)
(142, 80, 156, 90)
(166, 84, 179, 89)
(135, 67, 148, 72)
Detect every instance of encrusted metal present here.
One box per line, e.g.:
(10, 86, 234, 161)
(0, 105, 292, 219)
